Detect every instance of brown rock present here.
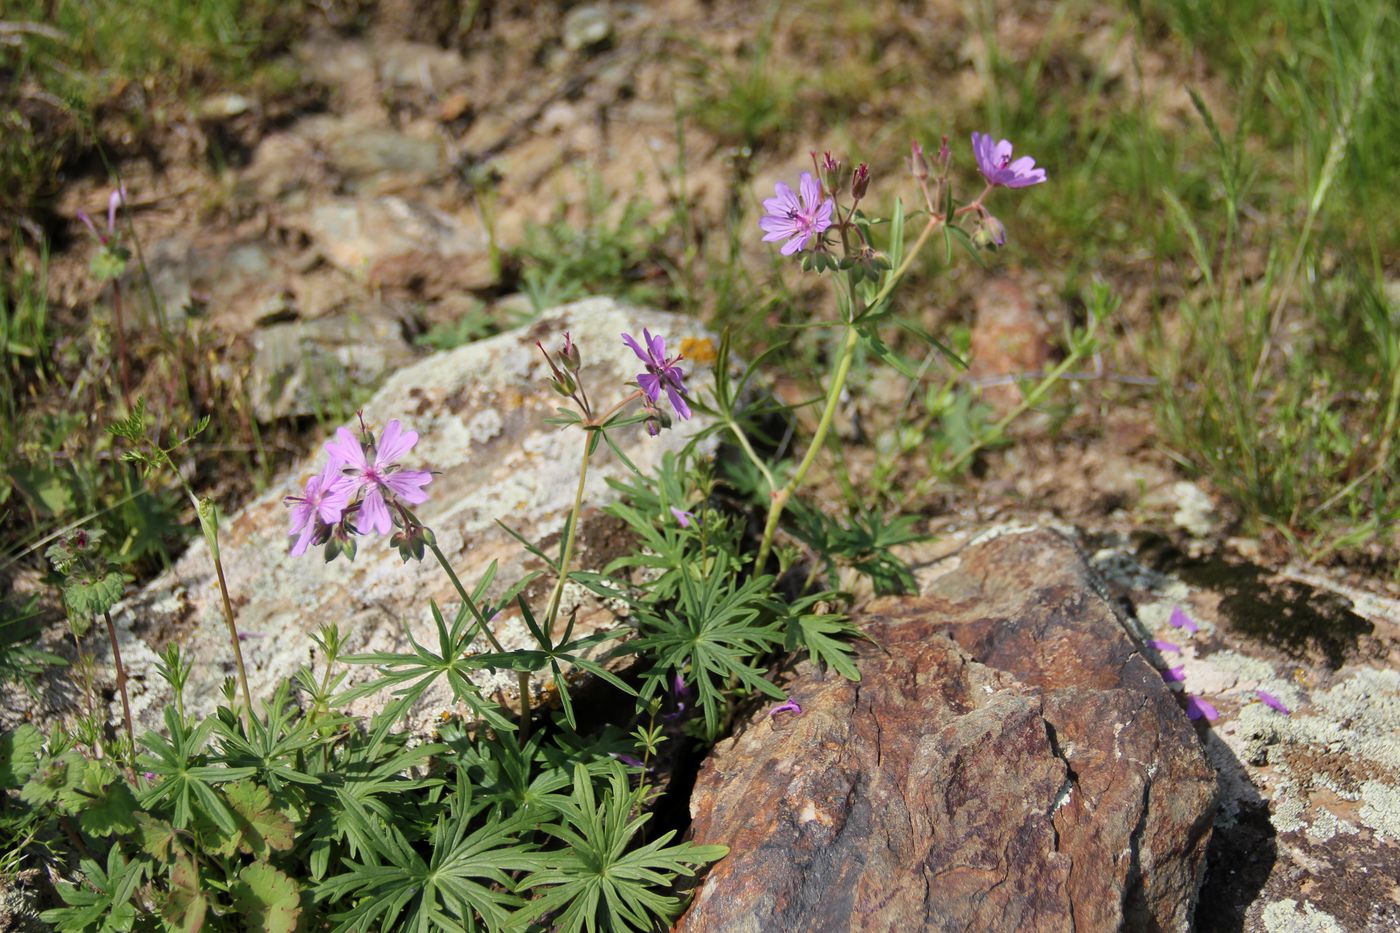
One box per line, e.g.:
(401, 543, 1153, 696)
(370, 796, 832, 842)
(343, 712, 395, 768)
(680, 528, 1216, 932)
(968, 277, 1053, 415)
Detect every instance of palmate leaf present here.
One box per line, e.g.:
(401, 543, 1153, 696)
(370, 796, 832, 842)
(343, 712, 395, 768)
(137, 706, 256, 832)
(162, 855, 207, 933)
(212, 682, 326, 793)
(39, 846, 143, 932)
(0, 724, 44, 787)
(316, 768, 546, 933)
(518, 763, 728, 932)
(78, 781, 140, 838)
(787, 502, 922, 596)
(627, 567, 786, 738)
(231, 862, 302, 933)
(223, 780, 296, 857)
(338, 598, 514, 735)
(785, 593, 865, 683)
(471, 598, 633, 729)
(302, 735, 443, 881)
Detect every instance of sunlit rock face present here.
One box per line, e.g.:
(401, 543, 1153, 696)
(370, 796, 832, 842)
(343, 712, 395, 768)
(92, 298, 720, 735)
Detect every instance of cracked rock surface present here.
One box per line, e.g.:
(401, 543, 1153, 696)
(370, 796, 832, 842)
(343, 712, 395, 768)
(679, 528, 1216, 932)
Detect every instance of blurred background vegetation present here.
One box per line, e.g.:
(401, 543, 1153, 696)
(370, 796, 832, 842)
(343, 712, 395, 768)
(2, 0, 1397, 606)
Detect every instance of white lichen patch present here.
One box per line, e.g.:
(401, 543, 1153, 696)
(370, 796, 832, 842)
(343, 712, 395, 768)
(1170, 480, 1217, 538)
(465, 407, 504, 443)
(1205, 649, 1278, 685)
(1260, 898, 1346, 933)
(1270, 780, 1308, 834)
(1359, 781, 1400, 842)
(1305, 807, 1359, 844)
(1137, 598, 1214, 635)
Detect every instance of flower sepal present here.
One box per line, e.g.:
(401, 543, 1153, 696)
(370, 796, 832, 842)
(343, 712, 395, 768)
(799, 250, 840, 274)
(90, 245, 131, 282)
(390, 525, 429, 563)
(323, 524, 358, 563)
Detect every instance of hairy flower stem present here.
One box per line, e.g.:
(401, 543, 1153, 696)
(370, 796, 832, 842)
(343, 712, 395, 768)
(212, 553, 254, 723)
(755, 216, 944, 569)
(421, 528, 531, 730)
(101, 610, 136, 760)
(545, 432, 593, 641)
(111, 280, 132, 404)
(756, 324, 860, 570)
(422, 536, 506, 653)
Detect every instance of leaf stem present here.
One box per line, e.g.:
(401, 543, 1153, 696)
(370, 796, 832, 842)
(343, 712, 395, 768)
(211, 552, 254, 722)
(756, 323, 860, 569)
(755, 214, 944, 568)
(422, 534, 507, 653)
(545, 432, 593, 641)
(101, 610, 136, 761)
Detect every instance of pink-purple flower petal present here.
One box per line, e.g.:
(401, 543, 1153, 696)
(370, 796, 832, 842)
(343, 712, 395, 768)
(1161, 666, 1187, 683)
(1169, 606, 1200, 633)
(1148, 639, 1181, 654)
(375, 419, 418, 465)
(1256, 690, 1291, 714)
(359, 486, 393, 535)
(770, 699, 802, 716)
(1185, 695, 1219, 722)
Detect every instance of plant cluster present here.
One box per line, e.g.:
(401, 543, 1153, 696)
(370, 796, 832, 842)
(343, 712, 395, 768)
(1, 131, 1056, 930)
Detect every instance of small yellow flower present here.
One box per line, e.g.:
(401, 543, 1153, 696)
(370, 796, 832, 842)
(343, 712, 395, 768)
(679, 336, 717, 366)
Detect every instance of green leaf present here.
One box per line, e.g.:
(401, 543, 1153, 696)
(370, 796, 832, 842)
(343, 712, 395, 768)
(0, 724, 44, 787)
(518, 763, 727, 931)
(62, 570, 127, 619)
(136, 811, 181, 862)
(79, 781, 141, 838)
(232, 862, 302, 933)
(225, 780, 296, 857)
(163, 855, 208, 933)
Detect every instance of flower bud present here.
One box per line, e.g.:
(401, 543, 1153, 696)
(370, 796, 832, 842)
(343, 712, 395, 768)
(391, 526, 428, 562)
(813, 150, 842, 198)
(937, 135, 950, 166)
(909, 141, 929, 181)
(560, 331, 582, 371)
(851, 162, 870, 201)
(971, 213, 1007, 250)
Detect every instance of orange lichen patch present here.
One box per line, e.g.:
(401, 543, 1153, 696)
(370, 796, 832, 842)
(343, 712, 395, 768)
(680, 336, 717, 366)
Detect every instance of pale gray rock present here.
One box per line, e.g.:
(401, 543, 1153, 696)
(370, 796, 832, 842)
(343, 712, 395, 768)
(247, 309, 416, 421)
(98, 298, 719, 734)
(294, 114, 445, 192)
(562, 4, 613, 52)
(136, 237, 292, 331)
(375, 39, 470, 92)
(291, 196, 497, 292)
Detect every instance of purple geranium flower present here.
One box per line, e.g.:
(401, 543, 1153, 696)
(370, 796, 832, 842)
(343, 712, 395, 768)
(1169, 606, 1200, 634)
(325, 419, 433, 536)
(1256, 690, 1291, 714)
(285, 460, 355, 556)
(759, 172, 835, 255)
(971, 133, 1047, 189)
(622, 329, 691, 420)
